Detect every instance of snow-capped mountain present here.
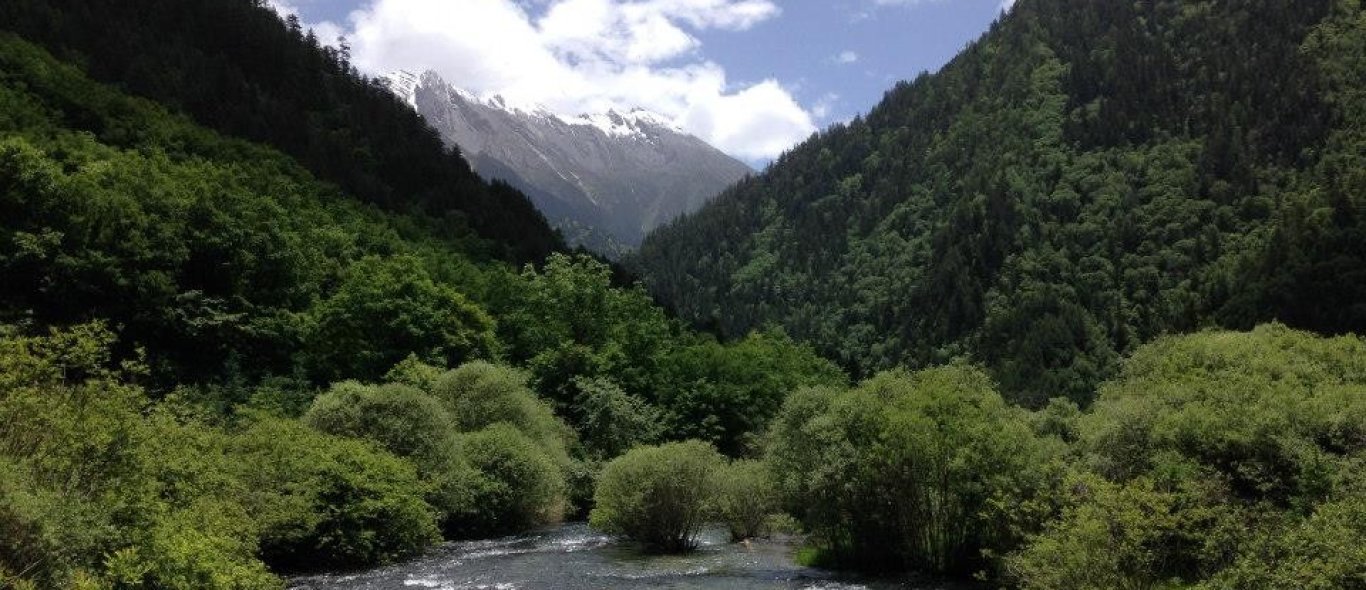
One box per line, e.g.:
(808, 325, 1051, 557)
(382, 70, 753, 257)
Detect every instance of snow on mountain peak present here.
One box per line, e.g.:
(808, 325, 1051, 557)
(381, 70, 421, 109)
(382, 70, 684, 139)
(567, 108, 682, 139)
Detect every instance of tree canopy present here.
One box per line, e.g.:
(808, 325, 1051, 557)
(636, 0, 1366, 408)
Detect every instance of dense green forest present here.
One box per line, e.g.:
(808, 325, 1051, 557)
(0, 0, 562, 262)
(0, 21, 840, 589)
(636, 0, 1366, 407)
(1, 0, 1364, 588)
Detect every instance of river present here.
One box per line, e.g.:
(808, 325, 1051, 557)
(288, 523, 961, 590)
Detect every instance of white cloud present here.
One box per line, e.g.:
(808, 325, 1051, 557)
(319, 0, 812, 162)
(834, 50, 859, 64)
(811, 92, 840, 119)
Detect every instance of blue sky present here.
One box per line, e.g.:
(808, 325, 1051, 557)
(275, 0, 1007, 165)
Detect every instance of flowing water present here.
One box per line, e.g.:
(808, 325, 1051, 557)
(288, 523, 957, 590)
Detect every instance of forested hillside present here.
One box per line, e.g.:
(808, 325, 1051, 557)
(2, 0, 1364, 588)
(0, 0, 562, 261)
(637, 0, 1366, 406)
(0, 21, 841, 589)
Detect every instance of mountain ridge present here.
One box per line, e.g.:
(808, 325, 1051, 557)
(386, 70, 754, 257)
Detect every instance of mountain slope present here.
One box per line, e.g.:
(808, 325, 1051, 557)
(393, 71, 753, 256)
(0, 0, 562, 262)
(635, 0, 1366, 406)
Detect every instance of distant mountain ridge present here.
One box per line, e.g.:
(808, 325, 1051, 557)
(386, 70, 753, 257)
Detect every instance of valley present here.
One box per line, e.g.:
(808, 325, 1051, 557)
(0, 1, 1363, 589)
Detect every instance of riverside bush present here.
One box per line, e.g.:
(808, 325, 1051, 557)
(302, 381, 483, 534)
(430, 361, 574, 463)
(765, 365, 1061, 574)
(1008, 325, 1366, 589)
(0, 324, 273, 589)
(589, 440, 725, 552)
(713, 459, 779, 541)
(304, 381, 458, 467)
(228, 416, 440, 571)
(451, 424, 568, 537)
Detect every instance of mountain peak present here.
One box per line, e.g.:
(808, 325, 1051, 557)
(384, 71, 684, 141)
(567, 108, 681, 139)
(384, 70, 751, 256)
(381, 70, 422, 109)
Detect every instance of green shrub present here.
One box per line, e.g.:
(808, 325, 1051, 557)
(106, 500, 279, 590)
(303, 381, 457, 470)
(1010, 326, 1366, 589)
(1005, 470, 1236, 590)
(448, 424, 567, 537)
(465, 425, 568, 531)
(713, 460, 779, 541)
(302, 381, 483, 533)
(1204, 494, 1366, 590)
(1079, 324, 1366, 504)
(589, 440, 725, 552)
(0, 458, 62, 588)
(228, 416, 440, 571)
(430, 361, 573, 462)
(766, 366, 1061, 574)
(0, 324, 295, 588)
(0, 324, 162, 585)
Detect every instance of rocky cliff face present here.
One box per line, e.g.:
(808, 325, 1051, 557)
(387, 71, 752, 257)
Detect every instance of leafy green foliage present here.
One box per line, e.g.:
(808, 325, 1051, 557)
(229, 415, 440, 571)
(500, 254, 846, 454)
(712, 460, 779, 542)
(1077, 324, 1366, 505)
(1006, 471, 1233, 590)
(103, 500, 278, 590)
(572, 377, 662, 461)
(0, 324, 165, 587)
(590, 441, 725, 552)
(0, 323, 444, 587)
(303, 256, 497, 383)
(656, 331, 846, 455)
(301, 380, 480, 535)
(502, 253, 677, 405)
(449, 424, 568, 537)
(429, 361, 574, 464)
(0, 0, 562, 262)
(1007, 325, 1366, 588)
(766, 365, 1061, 574)
(636, 0, 1364, 407)
(1204, 494, 1366, 590)
(303, 363, 574, 539)
(304, 382, 458, 468)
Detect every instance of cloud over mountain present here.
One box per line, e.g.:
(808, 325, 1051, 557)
(290, 0, 816, 162)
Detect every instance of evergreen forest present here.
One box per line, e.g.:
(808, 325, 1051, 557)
(1, 0, 1363, 589)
